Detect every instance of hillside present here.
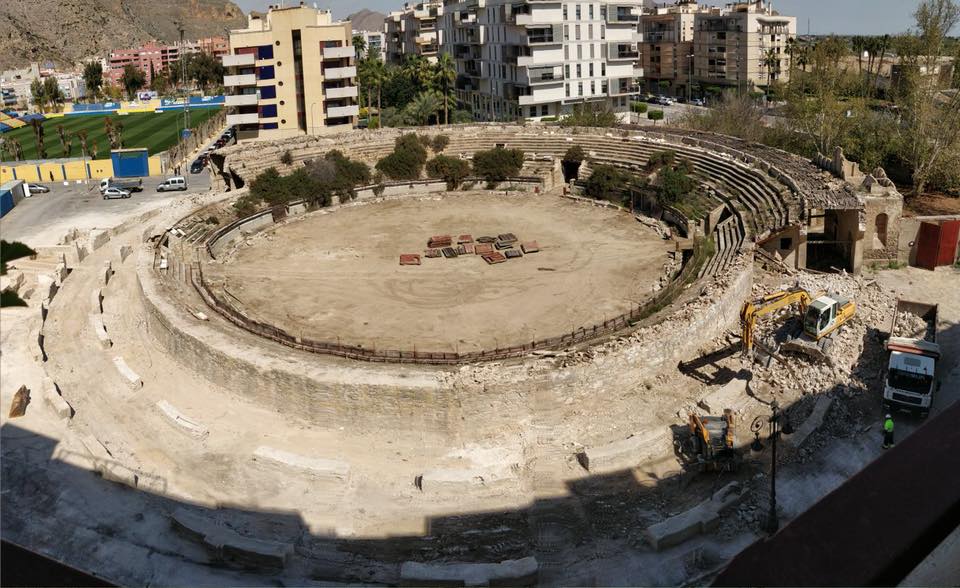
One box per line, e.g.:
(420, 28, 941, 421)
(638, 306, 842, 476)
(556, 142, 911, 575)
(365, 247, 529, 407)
(347, 9, 386, 33)
(0, 0, 247, 70)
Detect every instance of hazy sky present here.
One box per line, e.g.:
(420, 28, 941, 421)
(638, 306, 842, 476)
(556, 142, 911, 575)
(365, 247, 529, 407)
(231, 0, 924, 35)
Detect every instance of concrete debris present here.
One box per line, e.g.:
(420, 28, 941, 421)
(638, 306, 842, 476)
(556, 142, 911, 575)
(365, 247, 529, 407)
(697, 376, 760, 415)
(170, 508, 293, 569)
(644, 482, 744, 551)
(9, 385, 30, 418)
(89, 229, 110, 251)
(43, 378, 73, 420)
(112, 356, 142, 390)
(156, 400, 209, 438)
(253, 446, 349, 482)
(1, 270, 24, 294)
(893, 311, 933, 341)
(399, 556, 539, 586)
(90, 314, 113, 349)
(577, 429, 671, 473)
(785, 395, 833, 450)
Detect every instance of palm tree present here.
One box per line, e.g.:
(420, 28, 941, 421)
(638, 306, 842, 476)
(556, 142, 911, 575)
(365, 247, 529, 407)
(352, 34, 367, 59)
(30, 119, 46, 159)
(851, 36, 866, 74)
(367, 57, 387, 128)
(786, 37, 798, 83)
(871, 35, 891, 99)
(433, 53, 457, 125)
(407, 91, 441, 126)
(57, 124, 68, 156)
(77, 130, 89, 159)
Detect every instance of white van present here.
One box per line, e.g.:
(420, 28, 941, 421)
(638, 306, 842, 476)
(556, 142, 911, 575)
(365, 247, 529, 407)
(157, 176, 187, 192)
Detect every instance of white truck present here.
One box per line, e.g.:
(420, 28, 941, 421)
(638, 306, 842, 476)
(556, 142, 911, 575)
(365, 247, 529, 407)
(99, 177, 143, 193)
(883, 299, 940, 418)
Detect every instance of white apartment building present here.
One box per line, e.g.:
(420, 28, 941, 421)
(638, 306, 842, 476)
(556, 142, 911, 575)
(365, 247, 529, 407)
(355, 30, 387, 62)
(385, 1, 444, 63)
(441, 0, 646, 122)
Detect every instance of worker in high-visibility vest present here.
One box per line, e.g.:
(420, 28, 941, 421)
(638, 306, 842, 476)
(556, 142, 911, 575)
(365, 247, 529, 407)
(882, 414, 895, 449)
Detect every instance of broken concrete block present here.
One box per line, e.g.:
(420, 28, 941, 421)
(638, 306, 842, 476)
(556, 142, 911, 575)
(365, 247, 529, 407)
(54, 262, 69, 284)
(78, 434, 137, 487)
(697, 376, 759, 415)
(36, 274, 56, 302)
(644, 481, 743, 551)
(112, 356, 142, 389)
(8, 385, 30, 417)
(118, 245, 132, 263)
(253, 446, 348, 482)
(74, 242, 88, 263)
(90, 314, 112, 349)
(91, 288, 102, 313)
(785, 395, 833, 450)
(43, 378, 73, 420)
(400, 557, 539, 587)
(0, 270, 24, 293)
(156, 400, 208, 438)
(170, 508, 293, 569)
(89, 229, 110, 251)
(100, 265, 111, 286)
(577, 429, 672, 472)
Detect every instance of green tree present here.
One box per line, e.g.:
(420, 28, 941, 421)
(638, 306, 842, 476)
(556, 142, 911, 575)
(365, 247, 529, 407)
(83, 61, 103, 102)
(562, 144, 586, 164)
(120, 64, 146, 100)
(77, 130, 89, 159)
(43, 77, 64, 111)
(376, 134, 429, 179)
(405, 91, 441, 125)
(433, 53, 457, 125)
(647, 109, 665, 125)
(352, 34, 367, 59)
(560, 103, 619, 127)
(584, 164, 630, 203)
(30, 119, 46, 159)
(30, 78, 46, 113)
(426, 154, 471, 189)
(784, 36, 853, 155)
(471, 147, 525, 186)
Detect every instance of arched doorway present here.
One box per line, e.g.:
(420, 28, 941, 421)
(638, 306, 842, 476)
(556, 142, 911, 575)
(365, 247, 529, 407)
(875, 213, 888, 248)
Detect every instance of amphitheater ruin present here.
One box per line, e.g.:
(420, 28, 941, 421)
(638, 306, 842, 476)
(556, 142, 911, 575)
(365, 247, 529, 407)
(2, 123, 948, 585)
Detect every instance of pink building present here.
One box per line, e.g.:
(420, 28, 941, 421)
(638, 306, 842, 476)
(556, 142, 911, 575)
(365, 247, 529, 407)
(105, 37, 228, 86)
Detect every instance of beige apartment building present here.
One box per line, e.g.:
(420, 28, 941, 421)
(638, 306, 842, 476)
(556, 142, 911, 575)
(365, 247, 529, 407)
(222, 5, 359, 142)
(385, 1, 444, 64)
(640, 0, 795, 97)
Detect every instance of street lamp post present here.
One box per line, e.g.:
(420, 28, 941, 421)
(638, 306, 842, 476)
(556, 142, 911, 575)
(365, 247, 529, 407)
(750, 399, 794, 535)
(687, 53, 694, 102)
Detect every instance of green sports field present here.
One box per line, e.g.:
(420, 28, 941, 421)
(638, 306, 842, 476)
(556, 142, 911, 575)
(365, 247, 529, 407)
(1, 108, 222, 162)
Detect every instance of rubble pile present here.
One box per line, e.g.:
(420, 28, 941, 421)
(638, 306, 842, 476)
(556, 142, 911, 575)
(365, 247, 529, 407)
(749, 271, 897, 398)
(892, 311, 932, 341)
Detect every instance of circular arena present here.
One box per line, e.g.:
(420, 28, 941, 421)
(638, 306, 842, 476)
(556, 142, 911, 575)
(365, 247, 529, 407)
(4, 123, 909, 587)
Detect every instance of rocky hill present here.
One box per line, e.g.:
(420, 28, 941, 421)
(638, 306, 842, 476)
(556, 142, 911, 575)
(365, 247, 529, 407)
(0, 0, 247, 70)
(347, 9, 386, 33)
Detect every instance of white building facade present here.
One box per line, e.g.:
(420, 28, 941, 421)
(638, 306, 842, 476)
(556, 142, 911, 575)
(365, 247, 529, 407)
(441, 0, 647, 122)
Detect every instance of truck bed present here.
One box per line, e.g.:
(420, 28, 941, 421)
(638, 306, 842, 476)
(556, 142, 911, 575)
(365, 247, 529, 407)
(891, 300, 937, 343)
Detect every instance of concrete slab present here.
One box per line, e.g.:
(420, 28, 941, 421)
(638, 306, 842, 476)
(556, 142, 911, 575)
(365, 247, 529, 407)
(156, 400, 209, 438)
(54, 261, 69, 284)
(170, 508, 293, 569)
(89, 229, 110, 251)
(36, 274, 56, 302)
(43, 377, 73, 420)
(577, 429, 672, 472)
(645, 481, 744, 551)
(418, 465, 518, 493)
(90, 314, 112, 349)
(785, 395, 833, 450)
(91, 288, 102, 313)
(697, 376, 760, 415)
(79, 434, 138, 487)
(253, 446, 349, 482)
(118, 245, 133, 262)
(112, 356, 142, 389)
(0, 270, 24, 293)
(399, 556, 539, 587)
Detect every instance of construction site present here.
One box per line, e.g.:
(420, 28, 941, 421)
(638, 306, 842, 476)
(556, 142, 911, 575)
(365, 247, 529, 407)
(1, 123, 958, 586)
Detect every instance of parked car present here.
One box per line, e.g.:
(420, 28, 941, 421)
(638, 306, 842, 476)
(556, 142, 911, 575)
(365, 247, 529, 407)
(190, 159, 206, 174)
(157, 176, 187, 192)
(102, 186, 131, 200)
(691, 98, 706, 107)
(26, 183, 50, 194)
(656, 95, 674, 106)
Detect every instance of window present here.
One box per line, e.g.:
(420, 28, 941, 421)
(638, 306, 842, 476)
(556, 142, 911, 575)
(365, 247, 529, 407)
(577, 44, 582, 59)
(564, 25, 569, 40)
(589, 4, 594, 18)
(260, 122, 279, 129)
(875, 213, 888, 246)
(564, 45, 569, 59)
(578, 81, 583, 95)
(780, 237, 793, 250)
(589, 63, 593, 76)
(541, 105, 548, 116)
(257, 45, 274, 60)
(563, 5, 567, 19)
(590, 44, 595, 58)
(575, 24, 581, 40)
(257, 65, 275, 80)
(566, 83, 571, 97)
(575, 4, 581, 19)
(601, 63, 605, 76)
(576, 64, 581, 77)
(600, 5, 606, 18)
(565, 64, 570, 78)
(588, 24, 593, 39)
(259, 104, 278, 118)
(590, 80, 595, 94)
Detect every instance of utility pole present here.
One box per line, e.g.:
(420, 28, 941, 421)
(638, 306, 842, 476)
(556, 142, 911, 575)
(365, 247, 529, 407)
(177, 22, 191, 133)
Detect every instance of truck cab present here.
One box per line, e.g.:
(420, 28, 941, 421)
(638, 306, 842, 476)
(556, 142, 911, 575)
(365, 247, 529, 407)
(884, 350, 936, 417)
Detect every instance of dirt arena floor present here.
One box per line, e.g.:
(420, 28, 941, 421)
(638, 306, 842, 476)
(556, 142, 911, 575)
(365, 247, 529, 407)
(206, 192, 674, 352)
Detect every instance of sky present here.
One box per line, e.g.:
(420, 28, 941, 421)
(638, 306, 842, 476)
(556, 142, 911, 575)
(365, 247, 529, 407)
(231, 0, 923, 35)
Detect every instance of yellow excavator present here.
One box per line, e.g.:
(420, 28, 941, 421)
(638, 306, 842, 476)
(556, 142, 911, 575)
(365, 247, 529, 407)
(740, 287, 856, 363)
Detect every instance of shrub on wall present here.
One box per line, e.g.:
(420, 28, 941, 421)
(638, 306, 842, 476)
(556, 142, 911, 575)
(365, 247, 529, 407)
(280, 150, 293, 165)
(584, 164, 631, 204)
(562, 145, 586, 164)
(375, 134, 429, 180)
(431, 134, 450, 153)
(560, 103, 619, 128)
(426, 155, 471, 189)
(471, 147, 525, 187)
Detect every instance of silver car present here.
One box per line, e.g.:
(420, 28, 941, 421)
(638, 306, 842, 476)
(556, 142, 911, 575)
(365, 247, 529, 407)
(102, 186, 131, 200)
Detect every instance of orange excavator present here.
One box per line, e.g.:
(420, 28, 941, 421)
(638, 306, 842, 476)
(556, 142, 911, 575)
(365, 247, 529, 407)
(686, 409, 740, 472)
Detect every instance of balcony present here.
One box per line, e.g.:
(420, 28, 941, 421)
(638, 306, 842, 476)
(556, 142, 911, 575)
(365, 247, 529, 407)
(225, 93, 259, 106)
(515, 13, 535, 26)
(325, 85, 358, 99)
(517, 54, 534, 66)
(608, 78, 639, 96)
(526, 24, 562, 45)
(324, 66, 357, 80)
(415, 34, 437, 44)
(607, 42, 639, 60)
(524, 66, 563, 85)
(226, 112, 259, 125)
(607, 8, 639, 23)
(224, 73, 256, 87)
(221, 53, 255, 67)
(323, 46, 355, 59)
(326, 104, 360, 118)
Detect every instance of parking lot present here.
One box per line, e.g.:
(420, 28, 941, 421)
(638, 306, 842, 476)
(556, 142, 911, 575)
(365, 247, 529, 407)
(0, 170, 212, 247)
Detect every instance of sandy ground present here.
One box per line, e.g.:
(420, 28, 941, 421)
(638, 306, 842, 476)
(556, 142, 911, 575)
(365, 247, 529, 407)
(207, 192, 673, 352)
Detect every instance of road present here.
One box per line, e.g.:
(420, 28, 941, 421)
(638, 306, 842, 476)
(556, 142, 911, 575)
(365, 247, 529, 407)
(0, 171, 212, 248)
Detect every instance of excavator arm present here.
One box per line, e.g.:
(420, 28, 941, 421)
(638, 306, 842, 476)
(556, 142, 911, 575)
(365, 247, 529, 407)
(740, 288, 815, 353)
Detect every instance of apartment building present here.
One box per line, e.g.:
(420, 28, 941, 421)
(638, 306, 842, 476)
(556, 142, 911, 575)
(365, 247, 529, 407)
(223, 5, 359, 141)
(440, 0, 645, 122)
(639, 0, 700, 95)
(198, 36, 231, 58)
(385, 1, 444, 64)
(355, 30, 387, 62)
(692, 0, 795, 94)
